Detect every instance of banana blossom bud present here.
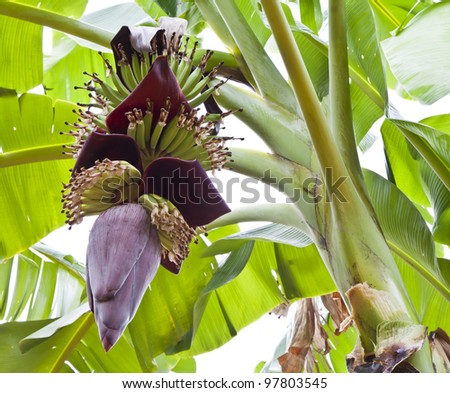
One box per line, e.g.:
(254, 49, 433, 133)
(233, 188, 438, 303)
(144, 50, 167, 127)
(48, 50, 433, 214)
(86, 204, 161, 351)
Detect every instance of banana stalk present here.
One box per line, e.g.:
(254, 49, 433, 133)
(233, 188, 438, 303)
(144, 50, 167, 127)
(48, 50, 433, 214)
(260, 0, 433, 371)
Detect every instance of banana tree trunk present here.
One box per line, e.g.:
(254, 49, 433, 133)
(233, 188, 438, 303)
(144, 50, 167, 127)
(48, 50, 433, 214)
(260, 0, 433, 372)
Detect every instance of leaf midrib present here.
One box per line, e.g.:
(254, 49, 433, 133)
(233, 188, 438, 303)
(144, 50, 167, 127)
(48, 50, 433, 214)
(388, 239, 450, 303)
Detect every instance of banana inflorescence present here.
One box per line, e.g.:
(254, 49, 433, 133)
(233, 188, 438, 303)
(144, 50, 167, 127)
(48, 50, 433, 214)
(64, 28, 234, 285)
(63, 22, 235, 352)
(139, 193, 199, 268)
(73, 33, 239, 173)
(62, 159, 142, 227)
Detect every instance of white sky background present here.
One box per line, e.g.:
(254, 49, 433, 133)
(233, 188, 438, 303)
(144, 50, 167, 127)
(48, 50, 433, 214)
(41, 0, 450, 374)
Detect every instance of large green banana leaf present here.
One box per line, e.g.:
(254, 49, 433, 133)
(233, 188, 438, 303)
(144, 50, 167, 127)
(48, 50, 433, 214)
(0, 0, 88, 92)
(0, 92, 76, 260)
(43, 2, 152, 103)
(364, 169, 450, 304)
(381, 2, 450, 104)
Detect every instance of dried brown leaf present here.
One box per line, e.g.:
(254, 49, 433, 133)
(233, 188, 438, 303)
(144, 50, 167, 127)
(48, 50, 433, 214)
(278, 347, 310, 373)
(321, 292, 351, 335)
(347, 322, 427, 373)
(430, 328, 450, 372)
(278, 298, 330, 373)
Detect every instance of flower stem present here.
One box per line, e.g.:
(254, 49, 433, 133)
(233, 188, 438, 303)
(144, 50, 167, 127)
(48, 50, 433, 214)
(0, 144, 72, 168)
(260, 0, 349, 184)
(0, 2, 113, 48)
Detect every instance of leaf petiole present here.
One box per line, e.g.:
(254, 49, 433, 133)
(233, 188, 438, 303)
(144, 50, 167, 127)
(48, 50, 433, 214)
(0, 2, 113, 48)
(0, 144, 72, 169)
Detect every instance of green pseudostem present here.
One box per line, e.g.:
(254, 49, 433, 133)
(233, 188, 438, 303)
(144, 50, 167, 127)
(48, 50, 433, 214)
(260, 0, 433, 371)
